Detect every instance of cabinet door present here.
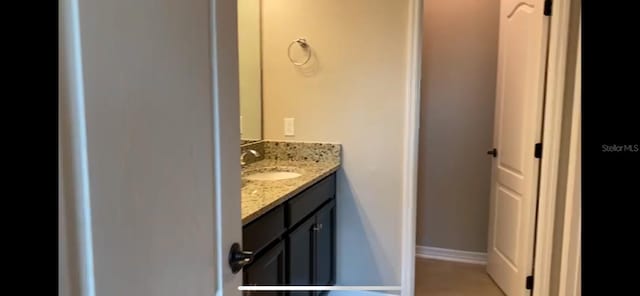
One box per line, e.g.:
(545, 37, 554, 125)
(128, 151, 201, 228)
(287, 216, 315, 296)
(314, 200, 336, 286)
(244, 241, 286, 296)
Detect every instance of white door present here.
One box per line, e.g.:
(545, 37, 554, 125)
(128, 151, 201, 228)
(486, 0, 549, 295)
(59, 0, 242, 295)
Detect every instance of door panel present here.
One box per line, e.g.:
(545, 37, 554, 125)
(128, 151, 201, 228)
(65, 0, 242, 294)
(494, 188, 521, 266)
(487, 0, 549, 295)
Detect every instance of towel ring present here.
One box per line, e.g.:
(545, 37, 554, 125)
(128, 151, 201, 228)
(287, 38, 311, 66)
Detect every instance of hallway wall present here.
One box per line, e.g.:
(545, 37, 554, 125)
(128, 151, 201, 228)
(416, 0, 499, 252)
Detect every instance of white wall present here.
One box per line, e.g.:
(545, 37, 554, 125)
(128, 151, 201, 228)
(75, 0, 220, 294)
(238, 0, 262, 141)
(261, 0, 411, 285)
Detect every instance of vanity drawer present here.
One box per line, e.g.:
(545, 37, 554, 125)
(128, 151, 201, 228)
(243, 206, 285, 252)
(287, 173, 336, 227)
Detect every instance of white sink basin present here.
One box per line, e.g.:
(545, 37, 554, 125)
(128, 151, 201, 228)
(244, 171, 302, 181)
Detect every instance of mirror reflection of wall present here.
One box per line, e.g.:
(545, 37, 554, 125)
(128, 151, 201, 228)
(238, 0, 262, 145)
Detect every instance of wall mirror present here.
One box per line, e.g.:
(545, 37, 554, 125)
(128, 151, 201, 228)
(238, 0, 263, 145)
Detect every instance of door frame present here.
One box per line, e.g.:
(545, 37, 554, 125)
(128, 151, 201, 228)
(209, 0, 243, 294)
(557, 22, 580, 295)
(59, 0, 97, 294)
(400, 0, 423, 295)
(532, 0, 579, 295)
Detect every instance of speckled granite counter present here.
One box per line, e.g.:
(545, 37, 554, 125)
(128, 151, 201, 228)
(241, 141, 341, 225)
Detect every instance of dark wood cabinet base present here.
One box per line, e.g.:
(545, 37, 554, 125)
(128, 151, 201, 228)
(242, 173, 337, 294)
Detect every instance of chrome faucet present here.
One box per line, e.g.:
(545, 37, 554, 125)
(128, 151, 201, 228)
(240, 149, 261, 166)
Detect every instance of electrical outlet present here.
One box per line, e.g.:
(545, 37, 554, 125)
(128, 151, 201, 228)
(284, 118, 295, 136)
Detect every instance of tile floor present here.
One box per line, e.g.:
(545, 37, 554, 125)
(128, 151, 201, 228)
(414, 258, 505, 296)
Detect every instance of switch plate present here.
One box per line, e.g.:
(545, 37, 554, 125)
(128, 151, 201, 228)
(240, 115, 243, 135)
(284, 118, 295, 136)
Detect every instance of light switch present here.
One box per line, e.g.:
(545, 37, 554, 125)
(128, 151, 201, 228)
(284, 118, 295, 136)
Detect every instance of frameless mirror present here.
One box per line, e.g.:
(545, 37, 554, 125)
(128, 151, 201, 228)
(238, 0, 263, 145)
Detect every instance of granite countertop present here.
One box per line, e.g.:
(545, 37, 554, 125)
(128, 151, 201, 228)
(241, 159, 340, 225)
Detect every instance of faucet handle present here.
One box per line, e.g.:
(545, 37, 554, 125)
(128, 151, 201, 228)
(240, 149, 261, 166)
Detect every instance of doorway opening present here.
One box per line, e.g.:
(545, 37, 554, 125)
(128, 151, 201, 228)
(413, 0, 581, 295)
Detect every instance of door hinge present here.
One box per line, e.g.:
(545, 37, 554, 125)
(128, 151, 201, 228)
(526, 275, 534, 290)
(544, 0, 552, 16)
(534, 143, 543, 158)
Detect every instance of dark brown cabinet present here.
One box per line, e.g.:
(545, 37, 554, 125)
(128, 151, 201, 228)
(287, 216, 315, 296)
(242, 173, 337, 295)
(288, 216, 315, 287)
(243, 241, 286, 295)
(287, 199, 336, 296)
(314, 200, 335, 286)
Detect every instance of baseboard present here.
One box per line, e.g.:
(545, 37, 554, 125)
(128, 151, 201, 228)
(415, 245, 487, 265)
(328, 291, 398, 296)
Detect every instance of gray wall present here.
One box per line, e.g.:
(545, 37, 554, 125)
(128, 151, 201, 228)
(416, 0, 499, 252)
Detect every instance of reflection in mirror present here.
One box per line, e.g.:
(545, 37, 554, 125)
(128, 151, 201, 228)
(238, 0, 262, 145)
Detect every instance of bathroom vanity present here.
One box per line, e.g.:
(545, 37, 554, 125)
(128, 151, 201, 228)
(243, 173, 336, 289)
(240, 141, 341, 292)
(236, 3, 342, 289)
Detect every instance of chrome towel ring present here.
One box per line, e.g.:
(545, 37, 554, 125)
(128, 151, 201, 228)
(287, 38, 311, 66)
